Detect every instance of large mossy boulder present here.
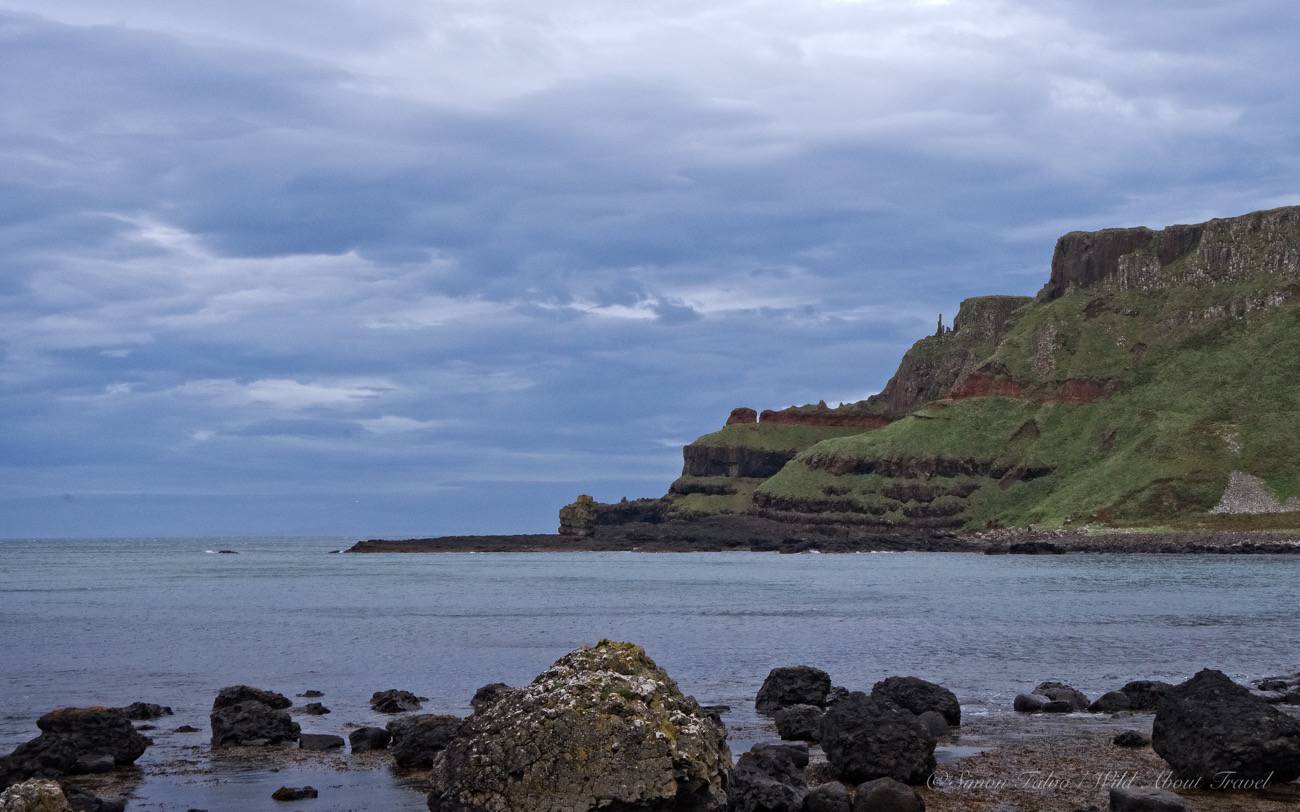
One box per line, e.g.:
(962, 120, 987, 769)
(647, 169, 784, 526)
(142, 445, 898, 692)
(428, 640, 730, 812)
(0, 708, 148, 786)
(1152, 668, 1300, 782)
(820, 692, 935, 785)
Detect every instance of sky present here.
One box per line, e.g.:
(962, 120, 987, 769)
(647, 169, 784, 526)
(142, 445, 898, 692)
(3, 1, 1299, 538)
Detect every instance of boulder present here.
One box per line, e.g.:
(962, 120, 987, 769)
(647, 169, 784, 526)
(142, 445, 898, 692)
(1033, 681, 1089, 711)
(348, 726, 390, 753)
(387, 715, 461, 768)
(1089, 691, 1132, 713)
(469, 683, 514, 714)
(1013, 693, 1049, 713)
(116, 703, 172, 721)
(298, 690, 324, 698)
(210, 700, 299, 747)
(1113, 730, 1150, 748)
(915, 711, 948, 740)
(820, 692, 935, 785)
(727, 743, 808, 812)
(871, 677, 960, 726)
(1, 708, 149, 785)
(212, 685, 291, 710)
(428, 640, 730, 812)
(1118, 681, 1172, 711)
(298, 734, 344, 752)
(70, 755, 112, 775)
(756, 667, 832, 715)
(774, 705, 825, 742)
(300, 703, 330, 715)
(271, 786, 318, 802)
(851, 777, 924, 812)
(1152, 668, 1300, 782)
(803, 782, 851, 812)
(1108, 786, 1185, 811)
(0, 779, 71, 812)
(174, 726, 199, 733)
(369, 689, 423, 714)
(61, 785, 124, 812)
(1042, 700, 1073, 713)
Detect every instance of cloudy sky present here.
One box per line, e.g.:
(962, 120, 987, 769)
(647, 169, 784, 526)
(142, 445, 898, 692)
(3, 1, 1298, 537)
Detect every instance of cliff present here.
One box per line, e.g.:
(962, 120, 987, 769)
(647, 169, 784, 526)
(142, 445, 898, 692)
(575, 205, 1300, 533)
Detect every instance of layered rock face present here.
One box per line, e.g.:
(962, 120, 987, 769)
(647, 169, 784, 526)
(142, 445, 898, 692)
(428, 641, 730, 812)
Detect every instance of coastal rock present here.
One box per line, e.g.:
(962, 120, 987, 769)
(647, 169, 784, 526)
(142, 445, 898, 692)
(774, 705, 825, 742)
(387, 715, 460, 768)
(1119, 681, 1172, 711)
(70, 755, 112, 775)
(871, 677, 961, 726)
(726, 407, 759, 426)
(915, 711, 949, 740)
(0, 779, 71, 812)
(1033, 681, 1089, 711)
(298, 690, 324, 698)
(212, 686, 291, 711)
(469, 683, 514, 714)
(1089, 691, 1132, 713)
(1108, 786, 1186, 812)
(61, 785, 124, 812)
(348, 727, 390, 753)
(298, 734, 344, 752)
(210, 697, 299, 748)
(756, 667, 832, 715)
(1152, 668, 1300, 782)
(174, 726, 199, 733)
(369, 689, 424, 714)
(1, 708, 149, 785)
(1113, 730, 1150, 748)
(271, 786, 318, 802)
(727, 743, 808, 812)
(820, 692, 935, 785)
(427, 640, 730, 812)
(558, 495, 598, 537)
(1013, 693, 1049, 713)
(300, 703, 329, 715)
(116, 703, 172, 721)
(852, 777, 924, 812)
(803, 782, 851, 812)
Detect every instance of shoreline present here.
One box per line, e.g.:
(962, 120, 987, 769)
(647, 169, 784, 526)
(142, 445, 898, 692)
(346, 520, 1300, 554)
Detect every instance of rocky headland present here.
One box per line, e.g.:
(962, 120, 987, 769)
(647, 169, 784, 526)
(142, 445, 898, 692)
(351, 206, 1300, 554)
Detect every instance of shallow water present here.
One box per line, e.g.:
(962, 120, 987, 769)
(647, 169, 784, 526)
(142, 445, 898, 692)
(2, 538, 1298, 809)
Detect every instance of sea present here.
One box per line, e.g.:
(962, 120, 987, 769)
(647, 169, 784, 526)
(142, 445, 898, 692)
(2, 537, 1298, 809)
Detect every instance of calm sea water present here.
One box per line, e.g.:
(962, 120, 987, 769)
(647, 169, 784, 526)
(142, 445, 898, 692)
(2, 538, 1298, 809)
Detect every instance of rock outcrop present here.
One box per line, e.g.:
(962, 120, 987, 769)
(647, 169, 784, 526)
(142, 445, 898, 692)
(210, 687, 299, 748)
(870, 676, 961, 727)
(1, 708, 148, 787)
(428, 640, 730, 812)
(726, 743, 808, 812)
(0, 779, 71, 812)
(819, 692, 935, 785)
(755, 666, 832, 715)
(1152, 668, 1300, 782)
(369, 689, 423, 714)
(387, 715, 460, 768)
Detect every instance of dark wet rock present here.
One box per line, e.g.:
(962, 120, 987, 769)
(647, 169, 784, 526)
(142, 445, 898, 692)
(116, 703, 172, 721)
(852, 777, 924, 812)
(212, 686, 291, 711)
(820, 692, 935, 785)
(70, 754, 113, 775)
(1108, 786, 1185, 811)
(700, 705, 730, 725)
(727, 743, 808, 812)
(1006, 541, 1063, 554)
(298, 690, 324, 698)
(298, 733, 343, 752)
(803, 782, 851, 812)
(1118, 681, 1172, 711)
(1013, 693, 1049, 713)
(1042, 700, 1073, 713)
(133, 725, 154, 732)
(369, 689, 423, 714)
(216, 550, 238, 554)
(210, 700, 299, 748)
(271, 786, 318, 802)
(1152, 668, 1300, 782)
(757, 667, 832, 715)
(916, 711, 949, 740)
(300, 703, 329, 716)
(1113, 730, 1150, 748)
(387, 715, 460, 769)
(62, 785, 125, 812)
(774, 705, 825, 742)
(174, 726, 199, 733)
(871, 677, 960, 726)
(0, 779, 71, 811)
(1089, 691, 1132, 713)
(428, 640, 730, 812)
(469, 683, 514, 715)
(1033, 681, 1089, 711)
(348, 726, 390, 753)
(1, 707, 149, 785)
(825, 687, 851, 708)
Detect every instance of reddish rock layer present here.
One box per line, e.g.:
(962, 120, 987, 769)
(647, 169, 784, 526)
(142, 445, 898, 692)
(758, 408, 892, 428)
